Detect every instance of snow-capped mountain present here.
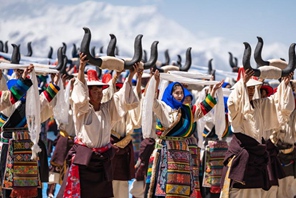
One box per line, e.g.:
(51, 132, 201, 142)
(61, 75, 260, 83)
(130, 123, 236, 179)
(0, 0, 290, 77)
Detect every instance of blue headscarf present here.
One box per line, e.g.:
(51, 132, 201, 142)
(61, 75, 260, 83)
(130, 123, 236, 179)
(161, 82, 184, 109)
(222, 82, 230, 88)
(183, 88, 193, 103)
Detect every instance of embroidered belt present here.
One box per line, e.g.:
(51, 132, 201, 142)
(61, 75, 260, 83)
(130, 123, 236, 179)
(280, 144, 295, 154)
(114, 134, 133, 149)
(74, 138, 111, 153)
(159, 136, 186, 141)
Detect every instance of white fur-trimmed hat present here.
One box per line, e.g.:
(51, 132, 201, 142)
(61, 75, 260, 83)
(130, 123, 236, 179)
(246, 78, 262, 87)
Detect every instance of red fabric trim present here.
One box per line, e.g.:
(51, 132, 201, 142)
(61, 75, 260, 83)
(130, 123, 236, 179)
(43, 90, 51, 102)
(192, 104, 197, 115)
(199, 103, 208, 115)
(9, 93, 16, 104)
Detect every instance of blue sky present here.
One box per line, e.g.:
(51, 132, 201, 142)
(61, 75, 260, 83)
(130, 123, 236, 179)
(50, 0, 296, 46)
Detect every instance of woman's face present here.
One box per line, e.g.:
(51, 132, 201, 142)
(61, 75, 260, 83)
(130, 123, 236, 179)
(89, 86, 103, 103)
(172, 85, 184, 102)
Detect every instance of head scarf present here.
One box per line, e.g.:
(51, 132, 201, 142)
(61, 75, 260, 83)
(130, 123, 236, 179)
(183, 88, 193, 104)
(161, 82, 184, 109)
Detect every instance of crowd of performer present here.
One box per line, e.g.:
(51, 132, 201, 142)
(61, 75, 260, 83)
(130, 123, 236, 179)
(0, 40, 295, 198)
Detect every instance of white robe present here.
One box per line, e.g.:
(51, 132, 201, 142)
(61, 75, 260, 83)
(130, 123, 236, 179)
(228, 79, 294, 142)
(71, 78, 139, 148)
(224, 79, 294, 198)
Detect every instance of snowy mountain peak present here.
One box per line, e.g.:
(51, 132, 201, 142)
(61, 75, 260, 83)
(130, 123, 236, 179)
(0, 0, 289, 74)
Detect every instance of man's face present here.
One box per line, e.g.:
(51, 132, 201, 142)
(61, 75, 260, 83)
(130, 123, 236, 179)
(89, 86, 103, 103)
(247, 86, 255, 100)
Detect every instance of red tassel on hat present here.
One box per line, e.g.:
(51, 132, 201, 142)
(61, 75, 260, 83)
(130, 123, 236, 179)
(102, 73, 112, 83)
(87, 69, 99, 82)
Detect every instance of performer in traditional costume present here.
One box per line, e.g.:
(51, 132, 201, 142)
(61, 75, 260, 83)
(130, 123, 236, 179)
(197, 85, 229, 198)
(111, 69, 143, 198)
(0, 64, 61, 198)
(47, 77, 76, 198)
(220, 69, 295, 198)
(183, 88, 202, 198)
(57, 53, 140, 198)
(144, 70, 223, 198)
(273, 107, 296, 198)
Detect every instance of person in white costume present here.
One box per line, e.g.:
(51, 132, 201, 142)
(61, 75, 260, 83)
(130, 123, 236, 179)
(220, 69, 295, 198)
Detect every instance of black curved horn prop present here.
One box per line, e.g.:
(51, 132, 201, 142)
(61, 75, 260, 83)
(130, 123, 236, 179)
(211, 69, 216, 80)
(11, 44, 21, 64)
(72, 44, 78, 58)
(80, 27, 102, 67)
(115, 46, 119, 56)
(153, 65, 164, 73)
(144, 41, 159, 70)
(161, 49, 170, 66)
(99, 46, 104, 54)
(62, 42, 67, 55)
(4, 41, 8, 53)
(107, 34, 116, 57)
(179, 47, 192, 71)
(228, 52, 236, 68)
(48, 46, 53, 59)
(142, 50, 147, 63)
(60, 55, 74, 79)
(281, 43, 296, 77)
(26, 41, 33, 57)
(242, 42, 260, 76)
(177, 54, 182, 67)
(124, 34, 143, 69)
(96, 67, 102, 79)
(60, 55, 68, 74)
(0, 41, 3, 52)
(91, 46, 96, 57)
(208, 58, 213, 74)
(254, 36, 269, 67)
(234, 57, 238, 67)
(54, 47, 64, 71)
